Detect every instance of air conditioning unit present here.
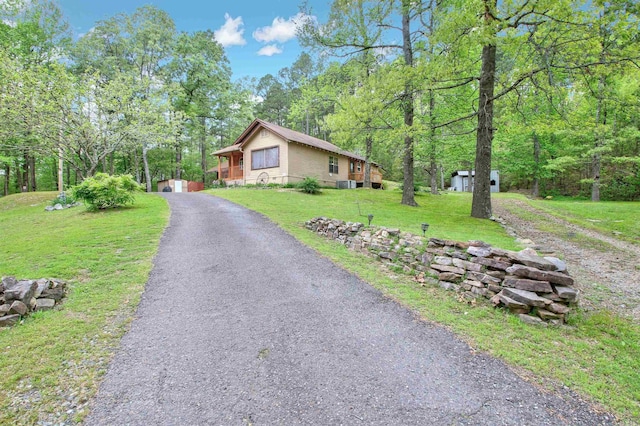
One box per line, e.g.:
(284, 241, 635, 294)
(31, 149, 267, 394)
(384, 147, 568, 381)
(336, 180, 357, 189)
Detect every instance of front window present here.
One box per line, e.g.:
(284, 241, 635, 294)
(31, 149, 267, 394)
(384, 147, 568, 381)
(329, 156, 339, 174)
(251, 146, 279, 170)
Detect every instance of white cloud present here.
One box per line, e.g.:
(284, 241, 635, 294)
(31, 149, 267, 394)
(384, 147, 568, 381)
(214, 13, 246, 47)
(257, 44, 283, 57)
(252, 12, 313, 43)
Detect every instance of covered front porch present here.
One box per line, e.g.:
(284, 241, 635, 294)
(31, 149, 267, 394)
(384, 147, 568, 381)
(215, 146, 244, 185)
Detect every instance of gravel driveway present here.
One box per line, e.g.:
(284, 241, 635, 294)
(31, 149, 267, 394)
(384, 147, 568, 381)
(85, 193, 612, 425)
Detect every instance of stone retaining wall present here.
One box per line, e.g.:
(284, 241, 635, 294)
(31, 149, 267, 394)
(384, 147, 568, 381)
(0, 277, 67, 328)
(306, 217, 578, 326)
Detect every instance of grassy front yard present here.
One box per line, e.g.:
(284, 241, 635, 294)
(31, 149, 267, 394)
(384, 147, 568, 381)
(0, 192, 169, 424)
(210, 187, 640, 423)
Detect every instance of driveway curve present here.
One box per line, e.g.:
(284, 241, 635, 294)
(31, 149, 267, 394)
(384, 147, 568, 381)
(85, 192, 612, 425)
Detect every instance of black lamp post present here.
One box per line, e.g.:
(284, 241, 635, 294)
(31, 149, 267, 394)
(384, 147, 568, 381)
(367, 214, 374, 226)
(421, 223, 429, 236)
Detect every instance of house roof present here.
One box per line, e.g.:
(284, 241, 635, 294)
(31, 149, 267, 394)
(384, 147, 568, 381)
(214, 118, 376, 164)
(451, 170, 499, 177)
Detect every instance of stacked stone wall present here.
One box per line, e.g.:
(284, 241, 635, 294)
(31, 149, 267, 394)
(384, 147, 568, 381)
(0, 277, 67, 328)
(306, 217, 578, 326)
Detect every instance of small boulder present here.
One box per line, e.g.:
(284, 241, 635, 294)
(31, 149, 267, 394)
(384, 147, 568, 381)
(501, 288, 550, 307)
(518, 314, 548, 326)
(544, 257, 567, 273)
(9, 301, 28, 316)
(41, 287, 65, 301)
(0, 304, 11, 316)
(502, 277, 553, 293)
(554, 286, 579, 303)
(0, 314, 20, 327)
(467, 246, 492, 258)
(4, 280, 37, 303)
(35, 298, 56, 311)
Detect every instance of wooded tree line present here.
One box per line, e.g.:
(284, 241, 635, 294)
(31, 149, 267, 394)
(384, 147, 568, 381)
(1, 0, 639, 218)
(0, 0, 254, 195)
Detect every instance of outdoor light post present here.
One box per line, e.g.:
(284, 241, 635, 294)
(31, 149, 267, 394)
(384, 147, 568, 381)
(368, 214, 374, 226)
(421, 223, 429, 236)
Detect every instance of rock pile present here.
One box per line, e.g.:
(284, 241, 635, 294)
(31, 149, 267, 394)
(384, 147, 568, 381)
(0, 277, 67, 328)
(305, 217, 579, 325)
(45, 202, 81, 212)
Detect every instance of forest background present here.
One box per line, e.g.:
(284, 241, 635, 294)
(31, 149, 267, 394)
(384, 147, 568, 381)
(1, 0, 639, 218)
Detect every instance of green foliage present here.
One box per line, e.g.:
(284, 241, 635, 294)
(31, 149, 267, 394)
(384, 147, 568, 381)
(49, 192, 76, 206)
(297, 177, 321, 194)
(71, 173, 142, 211)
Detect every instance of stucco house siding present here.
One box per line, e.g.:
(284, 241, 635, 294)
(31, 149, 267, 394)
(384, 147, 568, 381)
(244, 130, 289, 185)
(288, 142, 349, 185)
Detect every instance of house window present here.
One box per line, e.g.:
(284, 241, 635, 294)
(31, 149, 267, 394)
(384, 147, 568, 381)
(251, 146, 279, 170)
(357, 163, 362, 172)
(239, 158, 244, 170)
(260, 129, 269, 138)
(329, 156, 339, 174)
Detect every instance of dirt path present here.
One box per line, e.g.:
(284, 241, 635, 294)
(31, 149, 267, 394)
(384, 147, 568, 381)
(493, 198, 640, 322)
(84, 193, 613, 425)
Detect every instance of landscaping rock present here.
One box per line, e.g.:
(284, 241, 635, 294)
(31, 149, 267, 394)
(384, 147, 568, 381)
(471, 257, 511, 271)
(36, 298, 56, 311)
(518, 314, 548, 326)
(554, 286, 579, 303)
(544, 257, 567, 273)
(506, 264, 575, 286)
(4, 280, 37, 303)
(9, 300, 28, 316)
(501, 288, 549, 307)
(0, 303, 11, 316)
(508, 250, 557, 271)
(430, 264, 466, 275)
(547, 303, 571, 315)
(438, 272, 463, 282)
(41, 287, 65, 301)
(0, 276, 67, 327)
(307, 217, 580, 325)
(496, 293, 529, 309)
(1, 276, 17, 292)
(0, 314, 20, 327)
(537, 309, 564, 321)
(502, 277, 553, 293)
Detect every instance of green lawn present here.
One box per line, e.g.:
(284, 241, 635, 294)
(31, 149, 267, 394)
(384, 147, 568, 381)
(529, 198, 640, 244)
(0, 192, 169, 425)
(208, 187, 518, 249)
(210, 187, 640, 422)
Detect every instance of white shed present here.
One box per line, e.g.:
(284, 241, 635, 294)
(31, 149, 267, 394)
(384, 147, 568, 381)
(451, 170, 500, 193)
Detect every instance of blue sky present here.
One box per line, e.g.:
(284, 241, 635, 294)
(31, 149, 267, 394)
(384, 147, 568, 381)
(57, 0, 329, 81)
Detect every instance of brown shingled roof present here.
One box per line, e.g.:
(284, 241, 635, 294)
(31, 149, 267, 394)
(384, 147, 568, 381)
(214, 118, 374, 165)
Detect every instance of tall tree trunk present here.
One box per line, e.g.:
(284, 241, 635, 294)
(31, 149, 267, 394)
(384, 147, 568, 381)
(532, 131, 540, 197)
(3, 163, 9, 196)
(440, 163, 445, 191)
(134, 149, 141, 184)
(471, 0, 497, 219)
(592, 75, 606, 202)
(466, 161, 473, 193)
(400, 0, 417, 206)
(200, 116, 207, 184)
(29, 153, 36, 192)
(142, 145, 152, 192)
(364, 134, 372, 188)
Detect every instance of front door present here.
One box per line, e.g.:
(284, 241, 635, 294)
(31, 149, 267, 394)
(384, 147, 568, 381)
(175, 180, 183, 192)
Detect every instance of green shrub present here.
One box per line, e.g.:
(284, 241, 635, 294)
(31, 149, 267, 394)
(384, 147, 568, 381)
(71, 173, 142, 211)
(50, 192, 76, 206)
(298, 177, 321, 194)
